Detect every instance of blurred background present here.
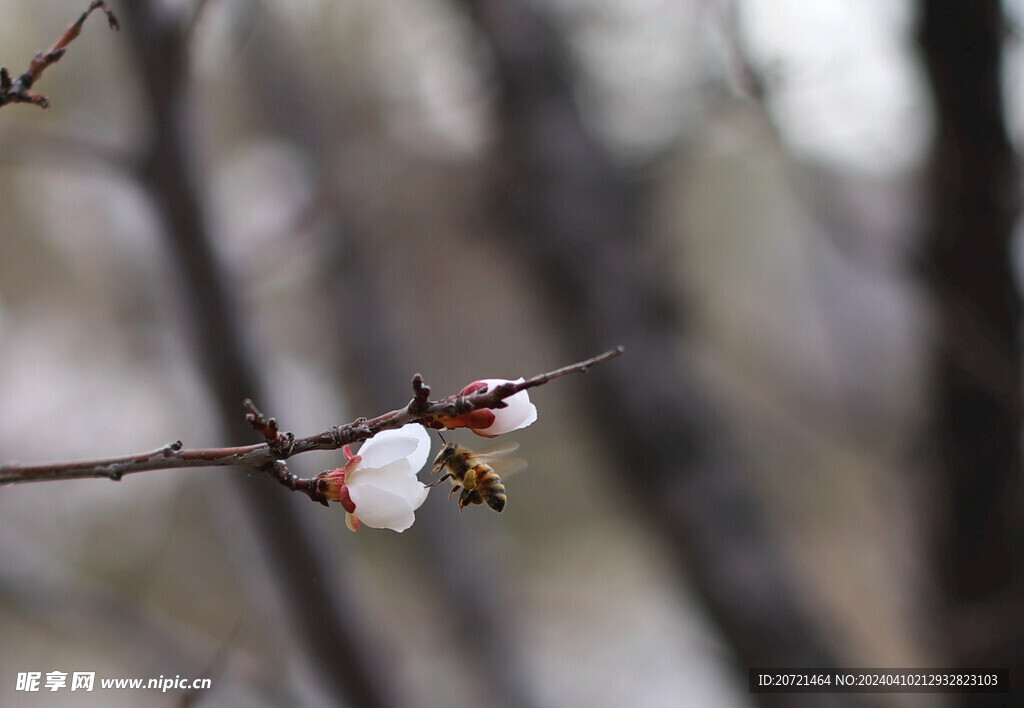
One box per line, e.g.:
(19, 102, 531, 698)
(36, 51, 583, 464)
(1, 0, 1022, 705)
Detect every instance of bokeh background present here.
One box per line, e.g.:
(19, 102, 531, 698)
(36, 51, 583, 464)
(1, 1, 1022, 706)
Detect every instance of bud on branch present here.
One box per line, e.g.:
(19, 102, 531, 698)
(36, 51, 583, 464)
(0, 348, 624, 507)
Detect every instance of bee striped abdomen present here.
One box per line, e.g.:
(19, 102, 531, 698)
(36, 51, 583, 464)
(473, 464, 506, 512)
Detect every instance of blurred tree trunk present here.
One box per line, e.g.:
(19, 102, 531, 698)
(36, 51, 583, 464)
(918, 0, 1024, 685)
(232, 6, 543, 705)
(461, 0, 851, 700)
(120, 2, 389, 705)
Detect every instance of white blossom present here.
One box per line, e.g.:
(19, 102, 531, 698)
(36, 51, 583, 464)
(324, 424, 431, 532)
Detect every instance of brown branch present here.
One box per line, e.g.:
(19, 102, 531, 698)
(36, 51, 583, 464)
(0, 1, 119, 110)
(0, 348, 623, 498)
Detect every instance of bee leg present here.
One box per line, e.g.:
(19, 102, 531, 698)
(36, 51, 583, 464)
(460, 489, 482, 508)
(448, 486, 459, 500)
(425, 473, 451, 489)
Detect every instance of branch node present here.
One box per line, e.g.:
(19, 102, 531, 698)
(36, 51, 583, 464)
(262, 460, 296, 486)
(244, 399, 296, 457)
(410, 374, 431, 414)
(296, 473, 330, 506)
(244, 399, 275, 436)
(274, 432, 296, 458)
(94, 0, 120, 31)
(328, 426, 343, 446)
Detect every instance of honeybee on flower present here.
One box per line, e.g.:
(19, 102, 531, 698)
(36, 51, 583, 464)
(315, 376, 537, 528)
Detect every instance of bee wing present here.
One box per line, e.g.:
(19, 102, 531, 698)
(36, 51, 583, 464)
(473, 440, 527, 479)
(474, 440, 520, 458)
(489, 455, 527, 480)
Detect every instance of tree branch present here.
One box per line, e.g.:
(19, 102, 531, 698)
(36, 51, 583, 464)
(0, 1, 119, 110)
(0, 348, 622, 495)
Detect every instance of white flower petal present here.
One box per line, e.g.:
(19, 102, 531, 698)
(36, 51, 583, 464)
(401, 423, 431, 473)
(358, 464, 428, 507)
(347, 484, 417, 532)
(355, 424, 430, 471)
(340, 424, 431, 531)
(474, 379, 537, 435)
(346, 455, 407, 485)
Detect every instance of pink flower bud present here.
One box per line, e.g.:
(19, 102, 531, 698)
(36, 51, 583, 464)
(439, 378, 538, 437)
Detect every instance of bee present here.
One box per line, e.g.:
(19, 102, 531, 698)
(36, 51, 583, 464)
(430, 440, 525, 513)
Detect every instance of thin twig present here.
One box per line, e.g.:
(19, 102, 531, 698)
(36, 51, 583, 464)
(0, 1, 119, 110)
(515, 345, 624, 388)
(0, 348, 623, 500)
